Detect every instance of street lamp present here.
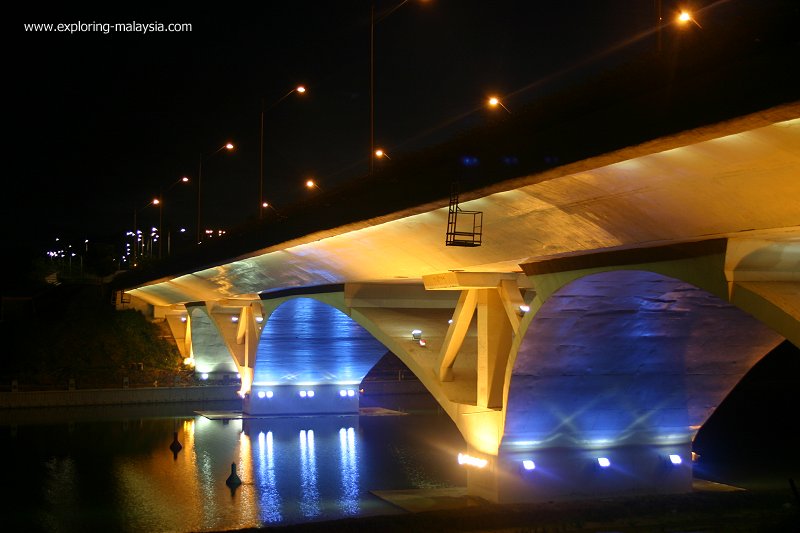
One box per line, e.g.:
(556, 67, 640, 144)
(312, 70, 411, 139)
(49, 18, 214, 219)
(677, 9, 702, 28)
(156, 176, 190, 258)
(132, 197, 159, 265)
(370, 0, 423, 176)
(375, 148, 391, 160)
(197, 142, 235, 244)
(260, 85, 306, 219)
(261, 200, 284, 219)
(305, 178, 321, 191)
(488, 96, 511, 113)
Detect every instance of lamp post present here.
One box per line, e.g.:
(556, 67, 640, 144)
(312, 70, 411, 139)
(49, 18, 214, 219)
(153, 198, 162, 258)
(132, 197, 159, 265)
(370, 0, 419, 176)
(196, 142, 234, 244)
(487, 96, 511, 114)
(305, 178, 321, 191)
(156, 176, 189, 258)
(370, 1, 375, 177)
(260, 86, 306, 219)
(677, 9, 702, 28)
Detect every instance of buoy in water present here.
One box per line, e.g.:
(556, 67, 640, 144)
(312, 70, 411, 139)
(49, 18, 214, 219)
(226, 462, 242, 487)
(169, 432, 183, 454)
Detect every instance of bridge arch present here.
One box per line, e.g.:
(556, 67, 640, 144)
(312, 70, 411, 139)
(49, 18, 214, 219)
(481, 269, 784, 502)
(253, 297, 387, 386)
(503, 269, 784, 451)
(521, 240, 798, 350)
(245, 293, 455, 416)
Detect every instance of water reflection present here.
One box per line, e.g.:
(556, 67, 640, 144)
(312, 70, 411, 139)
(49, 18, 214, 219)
(339, 427, 359, 514)
(256, 431, 282, 523)
(3, 405, 466, 532)
(299, 429, 320, 517)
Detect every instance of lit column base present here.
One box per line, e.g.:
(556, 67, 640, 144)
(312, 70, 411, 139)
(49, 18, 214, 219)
(463, 443, 694, 503)
(243, 384, 360, 416)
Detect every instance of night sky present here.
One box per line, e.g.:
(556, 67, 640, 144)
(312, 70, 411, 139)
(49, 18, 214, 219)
(9, 0, 795, 257)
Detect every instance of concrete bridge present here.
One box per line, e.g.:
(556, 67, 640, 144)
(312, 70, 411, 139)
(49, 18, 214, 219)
(119, 102, 799, 503)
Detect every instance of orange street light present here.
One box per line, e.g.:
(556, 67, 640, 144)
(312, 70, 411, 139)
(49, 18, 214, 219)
(197, 142, 235, 244)
(260, 85, 307, 219)
(305, 179, 321, 190)
(488, 96, 511, 113)
(261, 200, 283, 215)
(157, 176, 191, 257)
(677, 10, 702, 28)
(375, 148, 391, 160)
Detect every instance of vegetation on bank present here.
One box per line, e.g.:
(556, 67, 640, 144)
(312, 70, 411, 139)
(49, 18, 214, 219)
(1, 282, 185, 391)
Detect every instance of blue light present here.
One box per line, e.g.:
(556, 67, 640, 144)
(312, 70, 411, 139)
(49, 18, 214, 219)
(522, 460, 536, 471)
(669, 454, 682, 465)
(461, 155, 479, 167)
(339, 427, 358, 514)
(339, 389, 347, 397)
(597, 457, 611, 468)
(299, 429, 320, 517)
(254, 298, 387, 385)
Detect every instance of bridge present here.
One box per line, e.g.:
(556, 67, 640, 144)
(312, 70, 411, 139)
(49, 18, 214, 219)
(117, 98, 799, 503)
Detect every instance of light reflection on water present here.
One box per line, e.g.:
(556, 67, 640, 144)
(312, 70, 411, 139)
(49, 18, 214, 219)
(2, 400, 466, 532)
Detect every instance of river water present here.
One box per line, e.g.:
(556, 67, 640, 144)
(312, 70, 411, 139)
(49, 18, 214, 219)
(1, 393, 466, 533)
(2, 363, 798, 533)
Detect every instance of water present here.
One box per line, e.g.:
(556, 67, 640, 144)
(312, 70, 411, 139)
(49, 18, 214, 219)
(2, 360, 798, 533)
(0, 396, 466, 533)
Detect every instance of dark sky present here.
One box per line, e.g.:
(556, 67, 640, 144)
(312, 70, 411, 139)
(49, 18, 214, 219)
(9, 0, 788, 256)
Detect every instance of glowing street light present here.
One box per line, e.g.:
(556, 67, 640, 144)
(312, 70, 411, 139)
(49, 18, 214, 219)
(305, 178, 321, 191)
(197, 142, 235, 244)
(260, 200, 285, 220)
(488, 96, 511, 113)
(156, 176, 190, 257)
(370, 0, 426, 176)
(132, 196, 161, 264)
(260, 85, 307, 219)
(677, 10, 702, 28)
(374, 148, 391, 160)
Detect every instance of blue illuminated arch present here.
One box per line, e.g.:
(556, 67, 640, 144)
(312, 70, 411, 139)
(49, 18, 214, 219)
(502, 270, 782, 450)
(253, 297, 388, 385)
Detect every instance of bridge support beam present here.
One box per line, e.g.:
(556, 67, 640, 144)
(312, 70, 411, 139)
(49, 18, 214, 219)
(206, 299, 264, 395)
(424, 272, 532, 410)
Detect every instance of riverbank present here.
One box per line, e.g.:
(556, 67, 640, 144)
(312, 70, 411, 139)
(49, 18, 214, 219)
(0, 378, 428, 410)
(223, 482, 799, 532)
(0, 383, 241, 409)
